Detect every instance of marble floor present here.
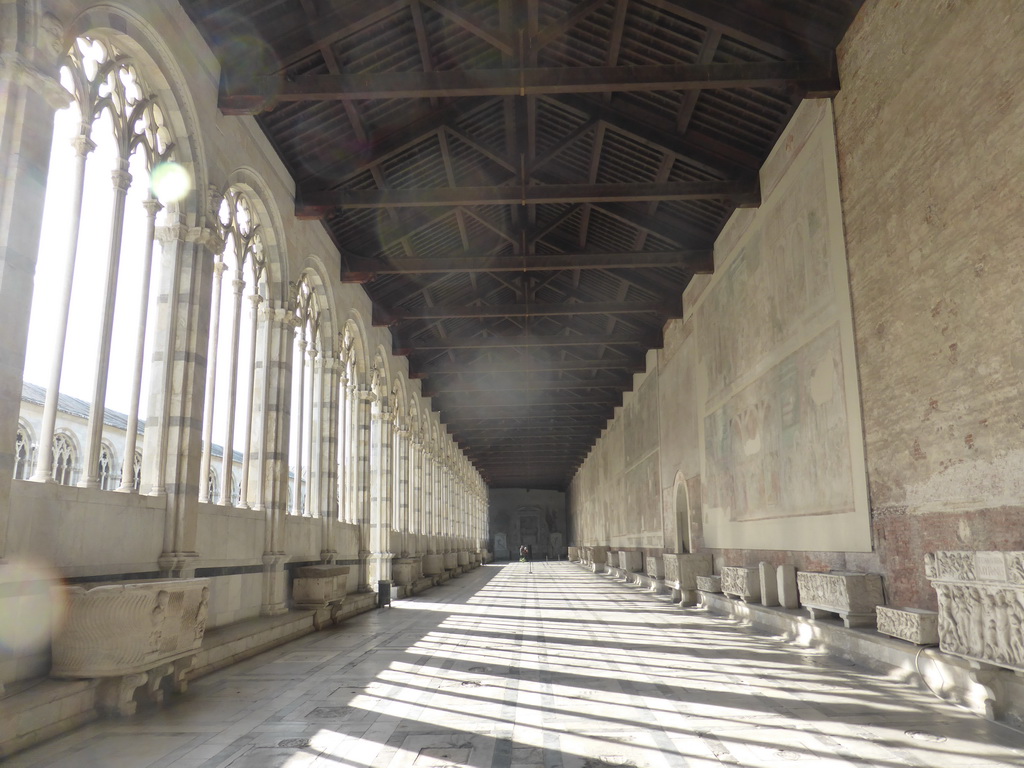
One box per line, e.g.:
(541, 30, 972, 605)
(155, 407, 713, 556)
(9, 562, 1024, 768)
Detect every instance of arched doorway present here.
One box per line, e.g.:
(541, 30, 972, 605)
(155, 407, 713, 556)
(674, 475, 691, 554)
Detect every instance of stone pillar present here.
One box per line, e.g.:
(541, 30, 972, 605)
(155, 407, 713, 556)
(356, 388, 373, 591)
(154, 217, 220, 578)
(0, 8, 70, 556)
(256, 302, 294, 614)
(367, 374, 393, 586)
(319, 353, 339, 562)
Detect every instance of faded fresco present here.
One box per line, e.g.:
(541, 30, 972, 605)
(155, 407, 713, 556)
(700, 161, 834, 407)
(704, 324, 855, 521)
(624, 452, 661, 543)
(696, 101, 870, 550)
(625, 371, 659, 466)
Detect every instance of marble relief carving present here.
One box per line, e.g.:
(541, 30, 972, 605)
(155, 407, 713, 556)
(721, 566, 760, 602)
(796, 571, 883, 628)
(875, 606, 939, 645)
(929, 551, 1024, 673)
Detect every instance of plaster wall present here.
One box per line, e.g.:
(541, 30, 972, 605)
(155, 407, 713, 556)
(834, 0, 1024, 606)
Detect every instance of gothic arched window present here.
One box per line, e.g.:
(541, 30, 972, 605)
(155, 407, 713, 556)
(199, 187, 267, 508)
(14, 424, 34, 480)
(97, 442, 116, 490)
(21, 35, 175, 493)
(288, 275, 323, 516)
(52, 433, 77, 486)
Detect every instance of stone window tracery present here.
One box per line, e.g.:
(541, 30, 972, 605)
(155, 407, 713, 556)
(288, 275, 323, 516)
(14, 424, 34, 480)
(199, 186, 267, 507)
(97, 442, 116, 491)
(52, 433, 77, 486)
(22, 34, 173, 492)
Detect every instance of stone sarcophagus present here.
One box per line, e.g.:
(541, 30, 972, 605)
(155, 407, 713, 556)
(876, 606, 939, 645)
(52, 578, 210, 715)
(568, 547, 580, 562)
(664, 553, 713, 590)
(928, 551, 1024, 672)
(721, 566, 761, 603)
(618, 550, 643, 573)
(292, 564, 350, 609)
(696, 575, 722, 593)
(797, 571, 883, 628)
(422, 553, 444, 575)
(583, 546, 608, 571)
(646, 556, 664, 580)
(444, 552, 459, 571)
(293, 564, 350, 629)
(392, 558, 418, 587)
(457, 551, 470, 567)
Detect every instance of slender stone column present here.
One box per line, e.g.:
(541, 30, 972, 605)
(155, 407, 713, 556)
(238, 293, 263, 507)
(217, 273, 246, 505)
(336, 361, 350, 524)
(117, 197, 162, 492)
(31, 134, 95, 483)
(302, 342, 318, 517)
(198, 261, 227, 502)
(80, 162, 134, 488)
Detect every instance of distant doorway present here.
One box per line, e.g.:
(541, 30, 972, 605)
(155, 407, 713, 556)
(674, 478, 691, 554)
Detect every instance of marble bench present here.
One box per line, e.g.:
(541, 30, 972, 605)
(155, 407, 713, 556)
(51, 578, 210, 716)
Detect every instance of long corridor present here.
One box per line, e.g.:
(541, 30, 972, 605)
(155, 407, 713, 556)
(10, 563, 1024, 768)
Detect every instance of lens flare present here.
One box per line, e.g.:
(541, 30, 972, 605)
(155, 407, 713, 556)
(0, 558, 66, 654)
(150, 161, 192, 204)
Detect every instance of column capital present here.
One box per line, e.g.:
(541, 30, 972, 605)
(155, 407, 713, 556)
(188, 226, 225, 255)
(70, 134, 97, 157)
(111, 167, 132, 193)
(155, 222, 189, 245)
(141, 198, 164, 217)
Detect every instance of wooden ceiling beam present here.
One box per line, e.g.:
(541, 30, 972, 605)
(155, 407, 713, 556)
(399, 329, 661, 352)
(346, 249, 712, 281)
(299, 181, 757, 215)
(549, 93, 758, 178)
(414, 357, 644, 377)
(642, 0, 833, 59)
(376, 299, 679, 325)
(436, 393, 622, 408)
(220, 61, 837, 113)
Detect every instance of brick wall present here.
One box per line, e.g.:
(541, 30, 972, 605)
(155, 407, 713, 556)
(835, 0, 1024, 606)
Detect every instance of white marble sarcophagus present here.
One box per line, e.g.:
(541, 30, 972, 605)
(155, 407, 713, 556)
(51, 578, 210, 715)
(721, 566, 761, 603)
(664, 553, 713, 605)
(876, 606, 939, 645)
(797, 570, 883, 628)
(928, 550, 1024, 672)
(422, 553, 444, 575)
(619, 550, 643, 573)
